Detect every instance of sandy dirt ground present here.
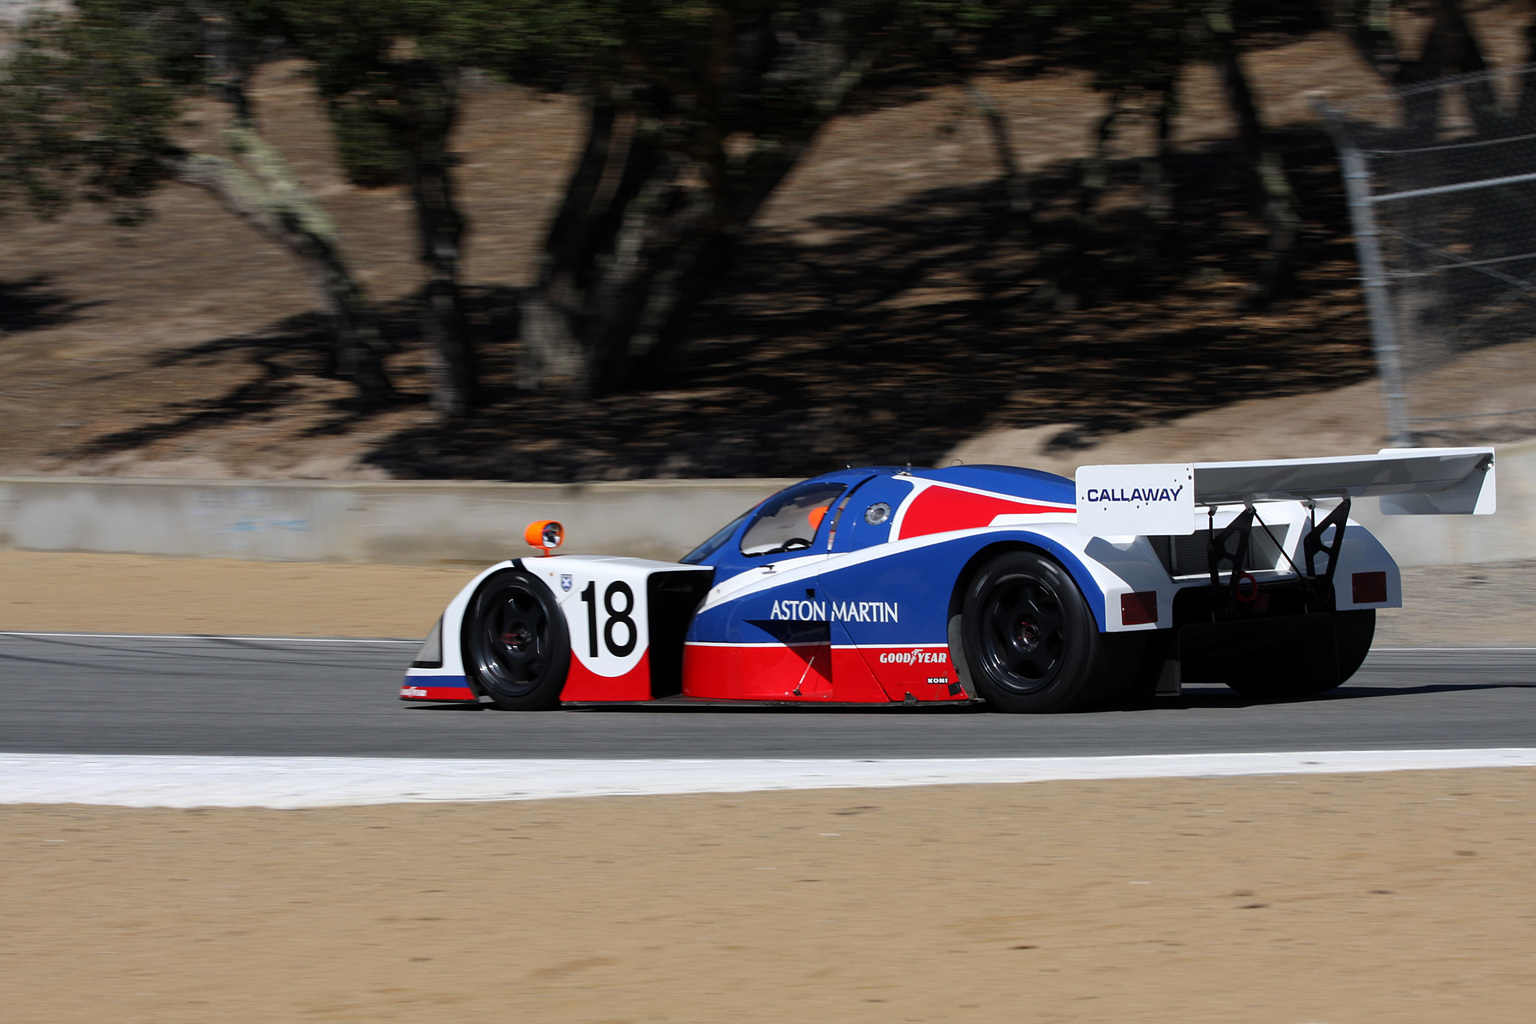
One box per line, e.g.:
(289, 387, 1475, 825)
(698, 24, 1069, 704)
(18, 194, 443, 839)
(2, 547, 1533, 646)
(0, 549, 471, 639)
(3, 551, 1532, 1022)
(4, 771, 1536, 1023)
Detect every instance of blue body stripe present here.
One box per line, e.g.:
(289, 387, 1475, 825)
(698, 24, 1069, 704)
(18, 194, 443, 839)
(688, 528, 1109, 649)
(400, 673, 473, 698)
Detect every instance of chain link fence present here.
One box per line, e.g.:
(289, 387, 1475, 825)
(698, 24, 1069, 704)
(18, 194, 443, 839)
(1318, 66, 1536, 447)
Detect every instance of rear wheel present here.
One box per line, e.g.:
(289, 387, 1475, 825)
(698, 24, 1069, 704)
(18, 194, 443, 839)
(463, 569, 571, 710)
(1225, 609, 1375, 699)
(1336, 609, 1377, 680)
(958, 550, 1140, 712)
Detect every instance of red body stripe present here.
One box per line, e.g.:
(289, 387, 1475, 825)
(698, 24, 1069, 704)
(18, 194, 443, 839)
(399, 683, 476, 702)
(683, 644, 889, 702)
(560, 649, 655, 702)
(897, 487, 1067, 541)
(854, 645, 962, 700)
(401, 646, 965, 705)
(682, 644, 964, 702)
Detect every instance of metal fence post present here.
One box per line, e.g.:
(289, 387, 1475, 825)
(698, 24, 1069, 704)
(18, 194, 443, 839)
(1314, 97, 1416, 447)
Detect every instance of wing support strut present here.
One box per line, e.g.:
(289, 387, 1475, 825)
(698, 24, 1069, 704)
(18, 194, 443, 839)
(1206, 505, 1256, 615)
(1303, 498, 1350, 588)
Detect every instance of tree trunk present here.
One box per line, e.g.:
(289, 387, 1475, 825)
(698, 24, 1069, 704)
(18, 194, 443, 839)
(167, 130, 394, 404)
(393, 63, 475, 419)
(1520, 19, 1536, 120)
(965, 80, 1030, 228)
(1129, 88, 1177, 266)
(522, 112, 721, 397)
(518, 101, 627, 392)
(1079, 93, 1121, 222)
(1210, 5, 1299, 302)
(1142, 89, 1176, 223)
(1427, 0, 1495, 128)
(1338, 0, 1403, 81)
(1339, 0, 1493, 129)
(521, 33, 875, 398)
(193, 4, 392, 405)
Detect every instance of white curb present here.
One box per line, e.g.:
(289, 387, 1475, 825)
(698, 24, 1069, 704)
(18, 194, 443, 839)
(3, 749, 1535, 809)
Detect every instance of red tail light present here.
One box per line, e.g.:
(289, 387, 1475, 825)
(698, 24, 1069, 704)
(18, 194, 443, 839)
(1352, 571, 1388, 604)
(1121, 591, 1158, 625)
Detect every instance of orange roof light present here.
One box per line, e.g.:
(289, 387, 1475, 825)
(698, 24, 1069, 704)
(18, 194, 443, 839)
(525, 519, 564, 556)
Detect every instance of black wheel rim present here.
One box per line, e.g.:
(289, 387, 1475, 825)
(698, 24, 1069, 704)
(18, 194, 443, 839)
(976, 571, 1066, 694)
(471, 583, 553, 696)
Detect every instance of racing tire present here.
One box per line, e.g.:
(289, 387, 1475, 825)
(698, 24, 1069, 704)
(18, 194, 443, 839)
(1335, 608, 1377, 680)
(462, 568, 571, 710)
(959, 550, 1141, 713)
(1224, 608, 1375, 699)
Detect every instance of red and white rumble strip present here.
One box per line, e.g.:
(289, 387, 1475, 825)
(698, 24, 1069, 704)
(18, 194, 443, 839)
(3, 749, 1535, 809)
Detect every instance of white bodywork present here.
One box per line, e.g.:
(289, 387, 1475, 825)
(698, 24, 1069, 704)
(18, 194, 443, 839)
(521, 556, 701, 678)
(406, 556, 700, 685)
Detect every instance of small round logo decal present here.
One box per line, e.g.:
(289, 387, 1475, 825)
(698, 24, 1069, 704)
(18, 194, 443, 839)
(865, 502, 892, 525)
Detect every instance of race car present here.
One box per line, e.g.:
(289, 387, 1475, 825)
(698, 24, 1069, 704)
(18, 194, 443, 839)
(401, 448, 1495, 712)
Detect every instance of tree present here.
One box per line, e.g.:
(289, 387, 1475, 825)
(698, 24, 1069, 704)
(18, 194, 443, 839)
(1032, 0, 1313, 301)
(277, 0, 487, 418)
(1205, 1, 1302, 301)
(1053, 0, 1189, 227)
(0, 0, 395, 403)
(1336, 0, 1490, 86)
(508, 0, 994, 397)
(1334, 0, 1500, 130)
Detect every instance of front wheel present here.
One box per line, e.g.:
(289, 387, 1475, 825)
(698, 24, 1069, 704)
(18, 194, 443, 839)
(462, 569, 571, 710)
(958, 550, 1140, 713)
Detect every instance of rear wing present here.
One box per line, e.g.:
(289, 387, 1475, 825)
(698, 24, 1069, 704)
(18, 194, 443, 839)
(1075, 447, 1495, 536)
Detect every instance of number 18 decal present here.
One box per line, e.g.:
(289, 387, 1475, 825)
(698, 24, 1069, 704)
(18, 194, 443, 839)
(580, 580, 637, 659)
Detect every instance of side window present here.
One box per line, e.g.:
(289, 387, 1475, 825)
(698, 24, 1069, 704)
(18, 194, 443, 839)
(739, 482, 847, 557)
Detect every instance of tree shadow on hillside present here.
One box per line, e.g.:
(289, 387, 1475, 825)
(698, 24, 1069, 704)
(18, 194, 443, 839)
(72, 286, 520, 458)
(0, 275, 96, 334)
(364, 130, 1376, 481)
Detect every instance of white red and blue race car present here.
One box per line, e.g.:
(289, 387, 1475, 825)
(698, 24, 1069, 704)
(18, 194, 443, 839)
(401, 448, 1494, 712)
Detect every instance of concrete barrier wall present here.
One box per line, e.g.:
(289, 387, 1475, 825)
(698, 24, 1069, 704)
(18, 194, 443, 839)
(1, 438, 1531, 566)
(0, 477, 797, 565)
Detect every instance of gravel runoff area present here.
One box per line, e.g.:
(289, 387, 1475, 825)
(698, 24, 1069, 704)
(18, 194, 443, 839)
(0, 548, 1532, 646)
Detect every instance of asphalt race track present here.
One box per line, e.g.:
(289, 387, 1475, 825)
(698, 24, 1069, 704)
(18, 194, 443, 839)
(1, 632, 1533, 759)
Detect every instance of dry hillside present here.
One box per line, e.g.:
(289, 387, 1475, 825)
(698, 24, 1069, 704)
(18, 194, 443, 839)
(2, 10, 1531, 481)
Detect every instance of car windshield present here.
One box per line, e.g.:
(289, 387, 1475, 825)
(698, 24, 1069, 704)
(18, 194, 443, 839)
(738, 482, 846, 557)
(680, 510, 751, 565)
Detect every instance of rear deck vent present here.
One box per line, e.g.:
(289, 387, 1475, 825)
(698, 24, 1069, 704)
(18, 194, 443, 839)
(1150, 525, 1289, 579)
